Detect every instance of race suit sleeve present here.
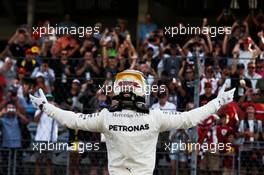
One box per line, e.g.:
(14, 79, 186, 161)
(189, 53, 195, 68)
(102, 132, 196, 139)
(157, 99, 219, 132)
(42, 103, 105, 132)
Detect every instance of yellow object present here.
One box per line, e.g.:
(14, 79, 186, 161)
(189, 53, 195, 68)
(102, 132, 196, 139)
(114, 70, 147, 97)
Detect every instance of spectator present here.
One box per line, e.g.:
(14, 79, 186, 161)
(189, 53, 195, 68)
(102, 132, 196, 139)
(0, 57, 17, 89)
(78, 77, 98, 114)
(238, 106, 263, 175)
(217, 66, 232, 91)
(169, 129, 190, 175)
(211, 42, 226, 68)
(34, 94, 58, 175)
(34, 73, 49, 94)
(31, 60, 55, 92)
(162, 45, 184, 78)
(51, 34, 79, 58)
(53, 52, 75, 103)
(116, 18, 129, 39)
(17, 67, 27, 84)
(79, 35, 98, 56)
(88, 89, 111, 114)
(232, 36, 261, 68)
(75, 51, 100, 80)
(231, 59, 252, 101)
(198, 115, 220, 174)
(143, 33, 161, 59)
(0, 85, 26, 114)
(0, 101, 28, 147)
(142, 47, 159, 71)
(238, 105, 262, 143)
(18, 46, 40, 76)
(103, 56, 119, 79)
(199, 82, 217, 107)
(138, 63, 157, 86)
(0, 101, 28, 175)
(223, 21, 241, 57)
(151, 90, 176, 111)
(183, 35, 210, 68)
(216, 114, 234, 144)
(255, 78, 264, 102)
(62, 79, 82, 110)
(166, 78, 186, 110)
(200, 66, 218, 95)
(222, 132, 237, 175)
(117, 33, 138, 69)
(255, 58, 264, 77)
(0, 74, 6, 102)
(93, 22, 103, 41)
(178, 65, 195, 105)
(245, 61, 262, 89)
(34, 94, 58, 142)
(38, 20, 57, 57)
(18, 79, 36, 118)
(139, 14, 157, 42)
(0, 28, 31, 58)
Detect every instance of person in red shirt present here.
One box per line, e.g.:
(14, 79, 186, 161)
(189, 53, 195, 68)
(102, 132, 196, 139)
(51, 34, 79, 58)
(222, 131, 237, 175)
(216, 114, 234, 145)
(198, 115, 221, 174)
(0, 75, 6, 102)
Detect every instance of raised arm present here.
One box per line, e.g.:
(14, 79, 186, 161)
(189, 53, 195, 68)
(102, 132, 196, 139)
(157, 85, 235, 132)
(30, 89, 104, 132)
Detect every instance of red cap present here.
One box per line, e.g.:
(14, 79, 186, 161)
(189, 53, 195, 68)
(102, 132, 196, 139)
(18, 67, 27, 75)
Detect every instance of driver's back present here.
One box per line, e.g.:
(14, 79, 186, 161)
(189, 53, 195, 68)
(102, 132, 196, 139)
(101, 109, 161, 175)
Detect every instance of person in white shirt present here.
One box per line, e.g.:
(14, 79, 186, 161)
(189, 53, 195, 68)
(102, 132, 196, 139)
(232, 37, 261, 70)
(30, 70, 235, 175)
(31, 60, 55, 92)
(34, 94, 58, 142)
(200, 66, 218, 95)
(34, 93, 58, 175)
(245, 62, 262, 89)
(151, 91, 176, 112)
(238, 105, 262, 143)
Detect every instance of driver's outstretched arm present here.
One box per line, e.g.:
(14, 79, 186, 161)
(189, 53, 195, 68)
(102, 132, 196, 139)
(158, 87, 235, 132)
(44, 103, 105, 132)
(30, 89, 104, 132)
(158, 99, 218, 132)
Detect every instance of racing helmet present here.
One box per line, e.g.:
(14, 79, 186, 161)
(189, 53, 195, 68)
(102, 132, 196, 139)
(113, 69, 148, 97)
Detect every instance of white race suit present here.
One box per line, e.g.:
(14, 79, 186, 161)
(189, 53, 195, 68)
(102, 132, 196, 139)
(41, 98, 222, 175)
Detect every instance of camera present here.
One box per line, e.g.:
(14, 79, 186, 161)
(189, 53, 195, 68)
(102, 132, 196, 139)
(7, 107, 16, 113)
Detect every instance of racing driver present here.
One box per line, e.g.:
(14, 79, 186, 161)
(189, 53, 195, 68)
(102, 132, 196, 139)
(30, 69, 235, 175)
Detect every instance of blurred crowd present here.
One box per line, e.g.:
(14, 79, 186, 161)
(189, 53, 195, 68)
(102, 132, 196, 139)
(0, 9, 264, 175)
